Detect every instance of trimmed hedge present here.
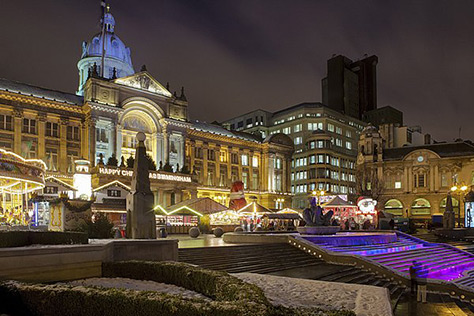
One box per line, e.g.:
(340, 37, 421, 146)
(0, 231, 88, 248)
(103, 261, 269, 305)
(0, 261, 356, 316)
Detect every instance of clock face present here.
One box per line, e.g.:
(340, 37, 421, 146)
(417, 156, 424, 162)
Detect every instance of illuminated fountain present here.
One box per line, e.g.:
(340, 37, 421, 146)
(0, 149, 46, 226)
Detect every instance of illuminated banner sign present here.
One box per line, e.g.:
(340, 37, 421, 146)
(98, 167, 192, 183)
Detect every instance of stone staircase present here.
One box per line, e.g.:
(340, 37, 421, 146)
(178, 243, 406, 310)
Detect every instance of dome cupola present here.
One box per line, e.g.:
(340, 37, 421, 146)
(76, 3, 135, 95)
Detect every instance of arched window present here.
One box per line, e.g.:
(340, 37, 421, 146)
(384, 199, 403, 216)
(411, 198, 431, 215)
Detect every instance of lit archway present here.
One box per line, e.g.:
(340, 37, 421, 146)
(411, 198, 431, 215)
(384, 199, 403, 216)
(119, 98, 165, 166)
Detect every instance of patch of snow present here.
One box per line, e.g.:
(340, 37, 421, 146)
(234, 273, 392, 316)
(68, 277, 210, 301)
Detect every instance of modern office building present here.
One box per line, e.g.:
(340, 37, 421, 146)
(223, 103, 366, 208)
(322, 54, 378, 120)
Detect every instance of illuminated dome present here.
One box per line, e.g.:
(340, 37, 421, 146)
(76, 7, 135, 95)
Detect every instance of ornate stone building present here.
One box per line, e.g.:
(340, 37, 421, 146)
(357, 125, 474, 223)
(0, 6, 294, 212)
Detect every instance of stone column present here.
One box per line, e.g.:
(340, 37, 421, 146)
(111, 120, 117, 158)
(162, 125, 169, 164)
(89, 118, 96, 165)
(37, 113, 46, 159)
(227, 150, 232, 187)
(434, 164, 439, 191)
(116, 123, 123, 160)
(215, 146, 220, 186)
(429, 165, 435, 192)
(59, 117, 68, 173)
(13, 109, 23, 155)
(203, 147, 208, 185)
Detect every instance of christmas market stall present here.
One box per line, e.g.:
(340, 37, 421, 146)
(154, 197, 228, 234)
(321, 196, 358, 229)
(262, 208, 301, 231)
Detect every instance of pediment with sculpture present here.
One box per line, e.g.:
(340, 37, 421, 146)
(114, 72, 172, 97)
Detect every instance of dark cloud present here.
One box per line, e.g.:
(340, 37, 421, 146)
(0, 0, 473, 141)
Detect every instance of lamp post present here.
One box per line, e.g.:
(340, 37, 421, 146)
(311, 190, 325, 205)
(451, 184, 468, 228)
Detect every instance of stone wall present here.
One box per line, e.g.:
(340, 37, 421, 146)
(0, 239, 177, 282)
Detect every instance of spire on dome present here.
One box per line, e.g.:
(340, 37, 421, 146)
(100, 2, 115, 33)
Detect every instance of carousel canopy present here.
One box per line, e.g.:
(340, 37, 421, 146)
(160, 197, 228, 217)
(322, 196, 355, 208)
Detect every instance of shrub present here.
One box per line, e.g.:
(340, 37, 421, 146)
(0, 231, 88, 248)
(80, 213, 114, 239)
(0, 261, 356, 316)
(0, 281, 266, 316)
(102, 261, 269, 306)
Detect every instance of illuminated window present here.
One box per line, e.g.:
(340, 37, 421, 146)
(219, 151, 227, 163)
(395, 182, 402, 189)
(294, 137, 302, 145)
(242, 171, 249, 189)
(252, 156, 259, 167)
(107, 190, 121, 197)
(274, 158, 282, 169)
(45, 186, 58, 194)
(345, 141, 352, 149)
(327, 123, 334, 132)
(336, 127, 342, 135)
(294, 124, 302, 132)
(282, 127, 291, 134)
(241, 154, 249, 166)
(336, 139, 342, 147)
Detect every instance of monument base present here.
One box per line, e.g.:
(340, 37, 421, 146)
(297, 226, 340, 235)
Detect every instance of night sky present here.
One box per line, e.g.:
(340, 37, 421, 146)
(1, 0, 473, 141)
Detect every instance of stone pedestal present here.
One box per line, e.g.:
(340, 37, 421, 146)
(126, 132, 156, 239)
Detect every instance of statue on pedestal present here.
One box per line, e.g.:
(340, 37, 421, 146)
(126, 132, 156, 239)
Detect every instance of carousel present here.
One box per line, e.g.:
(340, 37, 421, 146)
(0, 149, 46, 227)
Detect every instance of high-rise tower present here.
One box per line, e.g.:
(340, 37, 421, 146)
(76, 3, 135, 95)
(321, 54, 378, 120)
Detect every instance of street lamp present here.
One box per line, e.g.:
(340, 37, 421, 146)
(451, 184, 468, 228)
(311, 190, 325, 205)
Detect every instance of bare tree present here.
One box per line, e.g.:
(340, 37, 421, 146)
(355, 164, 384, 201)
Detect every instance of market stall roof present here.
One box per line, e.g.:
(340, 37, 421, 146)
(264, 213, 301, 220)
(322, 196, 356, 208)
(277, 208, 301, 214)
(158, 197, 228, 216)
(236, 201, 272, 214)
